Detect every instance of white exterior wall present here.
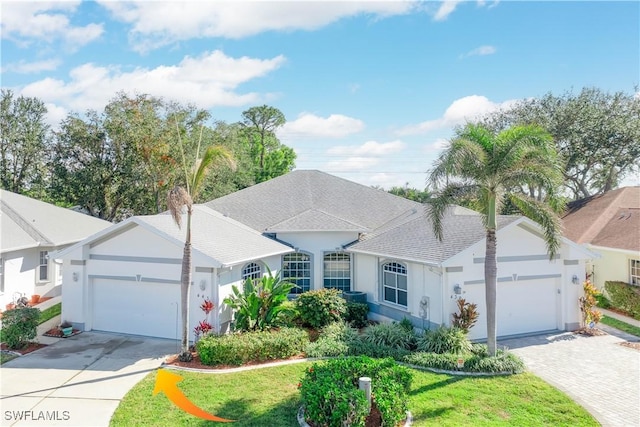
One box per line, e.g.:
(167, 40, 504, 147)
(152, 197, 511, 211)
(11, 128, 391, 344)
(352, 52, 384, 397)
(274, 231, 359, 290)
(1, 247, 62, 308)
(353, 253, 442, 329)
(588, 246, 640, 291)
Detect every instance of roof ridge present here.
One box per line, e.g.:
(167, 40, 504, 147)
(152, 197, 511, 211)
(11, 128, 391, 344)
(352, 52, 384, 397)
(578, 189, 628, 242)
(0, 197, 53, 246)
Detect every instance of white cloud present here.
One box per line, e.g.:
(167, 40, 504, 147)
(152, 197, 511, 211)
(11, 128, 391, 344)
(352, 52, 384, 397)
(325, 157, 380, 172)
(278, 113, 365, 140)
(328, 140, 406, 156)
(1, 59, 62, 74)
(1, 1, 103, 49)
(397, 95, 516, 135)
(424, 138, 450, 152)
(19, 50, 285, 123)
(434, 1, 462, 21)
(460, 45, 497, 59)
(98, 1, 416, 52)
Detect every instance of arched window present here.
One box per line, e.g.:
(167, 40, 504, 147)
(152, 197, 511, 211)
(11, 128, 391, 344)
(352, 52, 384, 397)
(323, 252, 351, 292)
(282, 252, 312, 294)
(382, 262, 407, 306)
(242, 262, 262, 282)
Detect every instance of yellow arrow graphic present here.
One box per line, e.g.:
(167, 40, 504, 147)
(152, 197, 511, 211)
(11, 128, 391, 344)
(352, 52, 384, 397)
(153, 369, 234, 422)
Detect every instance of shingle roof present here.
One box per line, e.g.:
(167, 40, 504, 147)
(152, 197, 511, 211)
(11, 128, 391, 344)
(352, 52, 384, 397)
(99, 206, 292, 268)
(0, 189, 112, 252)
(206, 170, 422, 232)
(348, 206, 520, 264)
(562, 187, 640, 252)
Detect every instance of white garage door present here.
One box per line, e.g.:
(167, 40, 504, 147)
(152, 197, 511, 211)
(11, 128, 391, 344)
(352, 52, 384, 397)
(92, 278, 180, 339)
(466, 278, 558, 339)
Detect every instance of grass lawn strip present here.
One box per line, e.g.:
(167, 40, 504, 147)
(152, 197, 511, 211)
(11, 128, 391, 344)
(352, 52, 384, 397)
(111, 362, 597, 427)
(38, 303, 61, 324)
(600, 315, 640, 338)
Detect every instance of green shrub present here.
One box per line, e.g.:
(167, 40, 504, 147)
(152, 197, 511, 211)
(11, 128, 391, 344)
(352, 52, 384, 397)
(361, 322, 417, 350)
(295, 289, 347, 328)
(347, 340, 411, 360)
(345, 302, 369, 328)
(605, 281, 640, 320)
(223, 267, 297, 332)
(595, 294, 612, 309)
(404, 349, 524, 374)
(398, 316, 415, 332)
(304, 322, 358, 358)
(196, 327, 308, 366)
(417, 326, 472, 354)
(1, 307, 40, 349)
(299, 356, 412, 427)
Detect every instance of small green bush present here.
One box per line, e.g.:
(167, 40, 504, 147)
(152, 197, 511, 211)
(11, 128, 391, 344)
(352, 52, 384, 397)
(196, 327, 308, 366)
(361, 322, 417, 350)
(595, 294, 612, 309)
(347, 340, 411, 360)
(404, 349, 525, 374)
(295, 289, 347, 328)
(1, 307, 40, 349)
(300, 356, 412, 427)
(304, 322, 358, 358)
(417, 326, 472, 354)
(605, 281, 640, 320)
(398, 317, 415, 332)
(345, 302, 369, 328)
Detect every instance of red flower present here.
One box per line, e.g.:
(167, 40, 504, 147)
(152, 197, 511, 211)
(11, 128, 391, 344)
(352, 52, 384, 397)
(297, 382, 302, 388)
(200, 298, 214, 314)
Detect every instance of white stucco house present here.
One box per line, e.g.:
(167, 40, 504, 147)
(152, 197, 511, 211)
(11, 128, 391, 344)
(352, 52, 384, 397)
(0, 190, 111, 309)
(562, 186, 640, 291)
(58, 170, 595, 341)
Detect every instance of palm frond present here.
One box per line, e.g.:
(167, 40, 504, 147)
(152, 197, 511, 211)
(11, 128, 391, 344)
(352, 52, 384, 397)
(427, 183, 481, 241)
(191, 145, 236, 199)
(167, 186, 192, 228)
(508, 193, 563, 259)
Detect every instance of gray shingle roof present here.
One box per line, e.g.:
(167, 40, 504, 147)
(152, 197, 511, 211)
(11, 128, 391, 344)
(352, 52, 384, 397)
(0, 189, 112, 252)
(206, 170, 422, 232)
(348, 206, 520, 265)
(124, 205, 292, 267)
(265, 209, 369, 232)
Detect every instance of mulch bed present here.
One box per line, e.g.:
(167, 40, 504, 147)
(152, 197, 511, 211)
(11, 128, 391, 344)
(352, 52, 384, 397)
(43, 328, 82, 338)
(619, 342, 640, 351)
(0, 342, 48, 355)
(573, 327, 608, 337)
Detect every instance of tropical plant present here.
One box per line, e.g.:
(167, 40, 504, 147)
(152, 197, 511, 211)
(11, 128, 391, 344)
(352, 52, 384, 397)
(168, 116, 235, 361)
(223, 266, 297, 332)
(428, 123, 565, 355)
(451, 298, 480, 333)
(361, 322, 417, 351)
(295, 288, 347, 329)
(417, 326, 472, 355)
(579, 280, 602, 328)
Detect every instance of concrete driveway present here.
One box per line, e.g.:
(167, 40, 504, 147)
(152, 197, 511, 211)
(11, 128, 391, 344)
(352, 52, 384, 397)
(500, 327, 640, 427)
(1, 332, 176, 427)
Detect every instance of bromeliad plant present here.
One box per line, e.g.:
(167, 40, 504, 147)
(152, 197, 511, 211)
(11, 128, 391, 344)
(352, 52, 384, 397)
(194, 297, 214, 342)
(223, 266, 297, 332)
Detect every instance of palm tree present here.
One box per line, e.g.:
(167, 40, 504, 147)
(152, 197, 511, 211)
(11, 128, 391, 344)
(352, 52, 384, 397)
(428, 123, 564, 356)
(167, 121, 235, 361)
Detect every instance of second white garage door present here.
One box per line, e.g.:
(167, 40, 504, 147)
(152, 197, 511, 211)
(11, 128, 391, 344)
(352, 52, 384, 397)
(91, 278, 180, 339)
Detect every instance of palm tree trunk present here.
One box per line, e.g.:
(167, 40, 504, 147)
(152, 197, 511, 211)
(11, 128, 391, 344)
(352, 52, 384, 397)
(179, 208, 193, 361)
(485, 228, 497, 356)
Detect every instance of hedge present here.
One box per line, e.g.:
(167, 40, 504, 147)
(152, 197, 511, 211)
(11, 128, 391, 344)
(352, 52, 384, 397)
(604, 281, 640, 320)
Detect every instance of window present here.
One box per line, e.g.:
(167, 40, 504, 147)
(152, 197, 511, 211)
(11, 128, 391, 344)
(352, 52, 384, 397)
(242, 262, 262, 282)
(382, 262, 407, 307)
(39, 251, 49, 281)
(323, 252, 351, 292)
(282, 252, 312, 294)
(631, 259, 640, 286)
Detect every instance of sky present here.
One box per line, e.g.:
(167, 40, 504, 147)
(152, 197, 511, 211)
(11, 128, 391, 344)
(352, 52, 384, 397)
(1, 0, 639, 190)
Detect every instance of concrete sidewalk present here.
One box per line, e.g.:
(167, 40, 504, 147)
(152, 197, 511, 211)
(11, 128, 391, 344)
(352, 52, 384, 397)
(1, 332, 177, 427)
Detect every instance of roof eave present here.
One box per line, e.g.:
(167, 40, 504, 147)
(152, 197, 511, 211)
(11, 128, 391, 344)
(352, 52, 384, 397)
(346, 247, 441, 267)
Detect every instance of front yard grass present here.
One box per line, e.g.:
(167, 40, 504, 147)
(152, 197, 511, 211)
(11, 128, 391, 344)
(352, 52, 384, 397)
(0, 352, 18, 365)
(111, 362, 597, 427)
(601, 315, 640, 337)
(38, 303, 61, 324)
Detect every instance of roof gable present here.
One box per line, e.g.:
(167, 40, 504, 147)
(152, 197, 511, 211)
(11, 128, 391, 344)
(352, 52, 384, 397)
(562, 186, 640, 251)
(206, 170, 422, 232)
(0, 190, 112, 252)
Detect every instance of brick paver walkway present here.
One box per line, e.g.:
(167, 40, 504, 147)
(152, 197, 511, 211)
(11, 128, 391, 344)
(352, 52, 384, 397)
(500, 330, 640, 427)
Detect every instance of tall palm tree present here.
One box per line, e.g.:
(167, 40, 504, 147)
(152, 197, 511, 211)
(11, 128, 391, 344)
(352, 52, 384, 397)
(428, 123, 564, 356)
(167, 122, 235, 361)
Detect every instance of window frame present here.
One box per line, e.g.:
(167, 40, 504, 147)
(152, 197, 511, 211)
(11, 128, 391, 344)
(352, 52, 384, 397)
(241, 262, 263, 283)
(282, 251, 313, 294)
(381, 261, 408, 307)
(38, 251, 49, 282)
(631, 259, 640, 286)
(323, 252, 351, 292)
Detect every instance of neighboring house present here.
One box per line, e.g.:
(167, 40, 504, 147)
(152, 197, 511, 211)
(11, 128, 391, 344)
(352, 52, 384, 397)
(0, 190, 111, 309)
(562, 186, 640, 290)
(59, 170, 594, 341)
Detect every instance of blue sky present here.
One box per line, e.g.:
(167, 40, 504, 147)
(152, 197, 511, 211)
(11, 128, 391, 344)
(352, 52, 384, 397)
(2, 1, 638, 189)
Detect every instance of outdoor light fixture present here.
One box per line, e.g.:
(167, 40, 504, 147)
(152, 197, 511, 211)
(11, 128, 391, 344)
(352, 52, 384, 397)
(199, 280, 207, 291)
(453, 284, 462, 295)
(572, 274, 579, 285)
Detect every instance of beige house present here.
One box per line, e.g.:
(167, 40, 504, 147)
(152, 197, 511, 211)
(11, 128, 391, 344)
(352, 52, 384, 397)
(562, 186, 640, 290)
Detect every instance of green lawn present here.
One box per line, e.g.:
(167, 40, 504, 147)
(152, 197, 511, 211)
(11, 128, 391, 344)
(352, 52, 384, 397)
(601, 315, 640, 337)
(0, 352, 18, 365)
(38, 303, 61, 324)
(111, 363, 597, 427)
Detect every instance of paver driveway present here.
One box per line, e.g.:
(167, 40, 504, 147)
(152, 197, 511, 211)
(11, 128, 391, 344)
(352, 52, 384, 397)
(500, 327, 640, 427)
(1, 332, 176, 427)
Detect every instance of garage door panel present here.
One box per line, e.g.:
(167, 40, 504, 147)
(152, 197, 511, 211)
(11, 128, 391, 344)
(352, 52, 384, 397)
(92, 279, 180, 339)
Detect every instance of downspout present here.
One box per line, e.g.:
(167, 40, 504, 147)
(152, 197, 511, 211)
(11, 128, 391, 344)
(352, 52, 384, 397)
(213, 267, 219, 333)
